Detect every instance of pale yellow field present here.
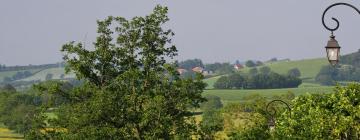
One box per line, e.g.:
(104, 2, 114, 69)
(0, 128, 23, 140)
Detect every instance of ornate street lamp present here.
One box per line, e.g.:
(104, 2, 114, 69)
(322, 3, 360, 66)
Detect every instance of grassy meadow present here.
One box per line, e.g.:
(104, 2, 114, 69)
(203, 86, 333, 104)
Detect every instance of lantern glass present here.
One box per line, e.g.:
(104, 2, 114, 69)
(326, 47, 339, 61)
(325, 35, 340, 66)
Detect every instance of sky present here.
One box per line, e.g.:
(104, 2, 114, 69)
(0, 0, 360, 66)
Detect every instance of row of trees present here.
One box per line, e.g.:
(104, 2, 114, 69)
(178, 59, 204, 70)
(178, 59, 235, 75)
(245, 60, 263, 67)
(316, 65, 360, 85)
(214, 67, 302, 89)
(315, 51, 360, 85)
(204, 63, 234, 74)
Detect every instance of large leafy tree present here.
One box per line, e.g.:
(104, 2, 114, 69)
(27, 6, 206, 139)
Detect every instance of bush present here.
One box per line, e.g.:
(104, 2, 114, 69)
(200, 95, 223, 111)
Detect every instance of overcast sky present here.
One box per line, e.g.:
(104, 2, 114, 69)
(1, 0, 360, 65)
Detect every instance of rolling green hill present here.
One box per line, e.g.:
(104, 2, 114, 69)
(260, 58, 328, 81)
(204, 57, 328, 89)
(19, 68, 75, 81)
(0, 68, 43, 82)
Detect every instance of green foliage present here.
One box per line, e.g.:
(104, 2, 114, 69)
(0, 90, 39, 134)
(222, 95, 270, 139)
(180, 71, 196, 79)
(205, 62, 234, 75)
(249, 68, 258, 76)
(199, 109, 224, 139)
(228, 73, 245, 89)
(315, 51, 360, 84)
(340, 49, 360, 67)
(200, 95, 223, 111)
(214, 71, 302, 89)
(316, 64, 360, 85)
(315, 74, 335, 86)
(213, 76, 230, 89)
(287, 68, 301, 78)
(245, 60, 256, 67)
(275, 83, 360, 139)
(28, 5, 206, 139)
(255, 61, 264, 66)
(179, 59, 204, 70)
(259, 66, 271, 75)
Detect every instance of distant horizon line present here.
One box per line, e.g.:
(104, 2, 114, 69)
(1, 56, 327, 67)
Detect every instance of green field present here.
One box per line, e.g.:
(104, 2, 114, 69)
(203, 86, 334, 104)
(241, 58, 328, 81)
(19, 68, 75, 81)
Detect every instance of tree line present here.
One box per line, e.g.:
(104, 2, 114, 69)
(214, 67, 302, 89)
(316, 51, 360, 85)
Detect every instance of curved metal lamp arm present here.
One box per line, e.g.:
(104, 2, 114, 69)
(322, 3, 360, 33)
(266, 99, 291, 118)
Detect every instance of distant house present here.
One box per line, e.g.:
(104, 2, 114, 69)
(192, 67, 204, 73)
(234, 64, 244, 70)
(177, 68, 188, 74)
